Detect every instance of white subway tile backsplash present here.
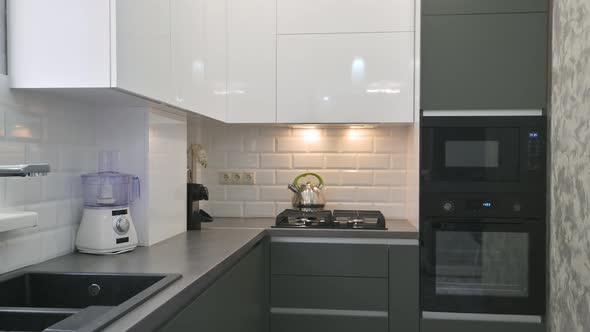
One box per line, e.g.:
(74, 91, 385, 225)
(261, 127, 291, 137)
(276, 170, 305, 186)
(244, 136, 275, 152)
(208, 201, 243, 217)
(206, 185, 226, 200)
(358, 154, 390, 169)
(5, 177, 42, 205)
(341, 170, 373, 185)
(0, 77, 97, 275)
(227, 152, 259, 168)
(260, 154, 291, 169)
(325, 154, 357, 169)
(5, 110, 42, 140)
(308, 137, 339, 152)
(277, 137, 308, 152)
(244, 202, 276, 217)
(356, 187, 392, 203)
(375, 136, 406, 153)
(226, 185, 258, 201)
(25, 202, 57, 229)
(325, 186, 356, 201)
(374, 171, 406, 186)
(254, 170, 275, 185)
(211, 134, 243, 152)
(341, 137, 373, 152)
(260, 186, 291, 201)
(293, 154, 324, 168)
(192, 118, 412, 220)
(374, 203, 406, 219)
(207, 151, 227, 168)
(391, 154, 407, 170)
(0, 142, 26, 164)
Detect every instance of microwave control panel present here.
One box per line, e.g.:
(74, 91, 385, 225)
(527, 130, 544, 171)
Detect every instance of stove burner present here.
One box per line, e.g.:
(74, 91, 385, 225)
(273, 209, 386, 230)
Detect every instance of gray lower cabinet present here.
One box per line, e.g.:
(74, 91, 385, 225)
(270, 238, 419, 332)
(159, 241, 269, 332)
(422, 0, 548, 15)
(271, 313, 388, 332)
(390, 245, 419, 332)
(421, 318, 545, 332)
(421, 13, 548, 111)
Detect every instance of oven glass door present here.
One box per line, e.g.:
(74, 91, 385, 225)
(422, 127, 520, 182)
(421, 219, 545, 315)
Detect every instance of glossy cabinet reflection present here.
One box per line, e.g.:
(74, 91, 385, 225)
(277, 33, 414, 123)
(227, 0, 277, 123)
(171, 0, 227, 122)
(277, 0, 414, 34)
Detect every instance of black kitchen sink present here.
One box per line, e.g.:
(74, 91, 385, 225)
(0, 272, 167, 308)
(0, 272, 180, 332)
(0, 309, 74, 332)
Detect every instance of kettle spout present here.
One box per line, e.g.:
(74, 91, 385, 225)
(288, 184, 301, 194)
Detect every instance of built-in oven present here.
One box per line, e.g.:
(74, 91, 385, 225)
(421, 116, 546, 193)
(420, 192, 546, 316)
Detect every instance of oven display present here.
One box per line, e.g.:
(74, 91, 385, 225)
(467, 199, 495, 210)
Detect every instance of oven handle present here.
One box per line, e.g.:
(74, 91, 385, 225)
(422, 311, 542, 324)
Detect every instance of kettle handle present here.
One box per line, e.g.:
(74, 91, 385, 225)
(293, 172, 324, 186)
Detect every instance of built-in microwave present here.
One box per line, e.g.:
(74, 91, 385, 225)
(420, 116, 546, 193)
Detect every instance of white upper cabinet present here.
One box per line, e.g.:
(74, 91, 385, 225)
(277, 33, 414, 123)
(8, 0, 112, 88)
(115, 0, 172, 104)
(171, 0, 227, 122)
(8, 0, 173, 105)
(226, 0, 277, 123)
(277, 0, 415, 34)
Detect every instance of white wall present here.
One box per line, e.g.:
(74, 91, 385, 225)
(0, 76, 97, 274)
(147, 109, 186, 245)
(189, 116, 411, 220)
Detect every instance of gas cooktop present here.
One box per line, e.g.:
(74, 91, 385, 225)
(273, 209, 387, 230)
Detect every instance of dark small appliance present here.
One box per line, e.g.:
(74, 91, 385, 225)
(421, 116, 546, 193)
(274, 209, 386, 229)
(187, 183, 212, 230)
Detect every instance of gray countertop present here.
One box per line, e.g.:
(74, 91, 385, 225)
(18, 218, 417, 331)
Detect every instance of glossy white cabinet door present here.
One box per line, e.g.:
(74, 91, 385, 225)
(115, 0, 172, 104)
(277, 0, 414, 34)
(227, 0, 277, 123)
(8, 0, 111, 88)
(171, 0, 227, 122)
(277, 33, 414, 123)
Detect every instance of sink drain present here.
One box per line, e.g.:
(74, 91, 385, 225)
(88, 283, 101, 296)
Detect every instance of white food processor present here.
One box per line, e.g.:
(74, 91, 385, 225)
(76, 151, 140, 255)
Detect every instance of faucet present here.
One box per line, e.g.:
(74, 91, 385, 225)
(0, 164, 51, 177)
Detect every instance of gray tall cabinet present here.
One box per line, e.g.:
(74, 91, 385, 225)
(421, 0, 549, 111)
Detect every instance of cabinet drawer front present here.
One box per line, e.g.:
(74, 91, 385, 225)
(271, 275, 388, 311)
(271, 242, 388, 277)
(421, 13, 547, 111)
(272, 313, 387, 332)
(277, 33, 414, 124)
(421, 318, 545, 332)
(423, 0, 548, 15)
(277, 0, 414, 34)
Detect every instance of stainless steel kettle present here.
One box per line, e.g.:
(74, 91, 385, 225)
(288, 172, 326, 211)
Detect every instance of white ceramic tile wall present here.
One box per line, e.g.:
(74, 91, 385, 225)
(0, 76, 98, 274)
(190, 117, 410, 219)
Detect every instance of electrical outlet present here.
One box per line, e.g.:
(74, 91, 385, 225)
(230, 172, 242, 184)
(219, 172, 231, 185)
(242, 172, 255, 185)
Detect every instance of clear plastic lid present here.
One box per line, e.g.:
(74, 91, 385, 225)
(82, 151, 140, 208)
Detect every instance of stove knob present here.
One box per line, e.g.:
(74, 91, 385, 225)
(114, 217, 130, 235)
(513, 201, 522, 212)
(441, 201, 455, 214)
